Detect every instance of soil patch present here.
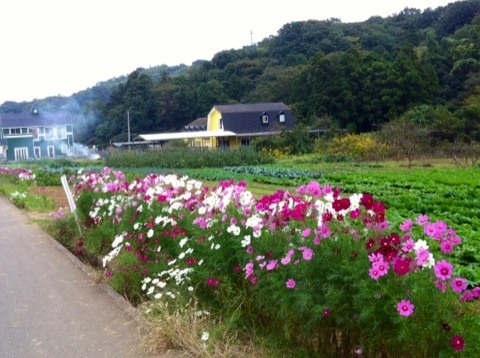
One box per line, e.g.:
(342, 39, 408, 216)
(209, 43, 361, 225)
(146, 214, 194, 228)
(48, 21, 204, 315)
(30, 186, 71, 210)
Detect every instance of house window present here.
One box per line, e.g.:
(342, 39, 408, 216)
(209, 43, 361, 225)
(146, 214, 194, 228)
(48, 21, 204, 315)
(61, 143, 68, 154)
(219, 119, 224, 130)
(278, 112, 286, 123)
(48, 146, 55, 158)
(34, 146, 41, 159)
(45, 127, 55, 140)
(241, 138, 251, 147)
(56, 127, 67, 139)
(11, 128, 22, 135)
(261, 112, 269, 124)
(29, 128, 39, 140)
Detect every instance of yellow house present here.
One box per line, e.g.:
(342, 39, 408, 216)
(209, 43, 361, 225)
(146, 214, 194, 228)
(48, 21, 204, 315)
(135, 102, 294, 149)
(205, 102, 294, 148)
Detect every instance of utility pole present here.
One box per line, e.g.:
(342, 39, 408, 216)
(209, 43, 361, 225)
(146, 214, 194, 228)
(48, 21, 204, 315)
(250, 30, 253, 45)
(127, 110, 131, 143)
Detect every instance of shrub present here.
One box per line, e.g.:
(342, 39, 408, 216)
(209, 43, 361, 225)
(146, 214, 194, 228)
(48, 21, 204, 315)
(317, 133, 389, 161)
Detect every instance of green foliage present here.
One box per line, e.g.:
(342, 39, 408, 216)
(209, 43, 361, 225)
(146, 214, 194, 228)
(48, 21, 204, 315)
(105, 147, 274, 169)
(223, 166, 322, 181)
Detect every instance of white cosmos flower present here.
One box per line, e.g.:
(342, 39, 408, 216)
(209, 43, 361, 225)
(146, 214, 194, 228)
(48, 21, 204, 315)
(241, 235, 251, 247)
(201, 331, 209, 341)
(227, 225, 241, 236)
(414, 239, 429, 251)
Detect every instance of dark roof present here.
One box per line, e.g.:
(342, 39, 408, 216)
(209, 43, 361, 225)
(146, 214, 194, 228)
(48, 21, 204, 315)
(184, 117, 207, 131)
(0, 111, 73, 128)
(186, 117, 207, 127)
(215, 102, 291, 114)
(214, 102, 294, 134)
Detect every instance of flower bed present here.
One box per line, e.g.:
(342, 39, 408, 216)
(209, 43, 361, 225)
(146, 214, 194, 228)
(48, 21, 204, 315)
(41, 167, 480, 355)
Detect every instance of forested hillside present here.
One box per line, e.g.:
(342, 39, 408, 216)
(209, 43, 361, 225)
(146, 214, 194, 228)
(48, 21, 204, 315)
(2, 0, 480, 146)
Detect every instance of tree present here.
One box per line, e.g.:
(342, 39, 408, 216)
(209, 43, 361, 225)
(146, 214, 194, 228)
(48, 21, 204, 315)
(95, 70, 158, 145)
(378, 116, 430, 167)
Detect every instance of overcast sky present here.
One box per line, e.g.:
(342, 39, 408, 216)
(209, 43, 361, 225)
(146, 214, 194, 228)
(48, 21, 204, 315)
(0, 0, 457, 105)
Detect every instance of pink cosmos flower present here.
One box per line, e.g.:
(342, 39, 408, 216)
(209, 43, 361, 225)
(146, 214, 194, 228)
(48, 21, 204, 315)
(286, 278, 296, 289)
(415, 248, 430, 266)
(397, 299, 415, 316)
(281, 256, 291, 265)
(401, 239, 415, 253)
(434, 220, 448, 234)
(416, 214, 429, 225)
(451, 278, 468, 293)
(399, 219, 412, 231)
(373, 261, 389, 277)
(434, 260, 453, 281)
(302, 228, 312, 237)
(472, 286, 480, 298)
(440, 240, 454, 254)
(266, 260, 278, 271)
(369, 267, 381, 280)
(317, 224, 330, 238)
(460, 291, 474, 302)
(451, 235, 462, 245)
(423, 223, 438, 238)
(302, 248, 314, 261)
(435, 279, 447, 292)
(244, 262, 254, 278)
(368, 252, 383, 263)
(374, 221, 390, 232)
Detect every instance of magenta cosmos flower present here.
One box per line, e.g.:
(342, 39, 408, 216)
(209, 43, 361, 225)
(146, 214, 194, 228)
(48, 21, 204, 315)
(286, 278, 296, 289)
(451, 278, 468, 293)
(451, 335, 465, 351)
(434, 260, 453, 281)
(396, 299, 415, 316)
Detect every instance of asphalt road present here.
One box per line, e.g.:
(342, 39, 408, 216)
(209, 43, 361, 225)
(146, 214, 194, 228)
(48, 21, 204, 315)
(0, 196, 159, 358)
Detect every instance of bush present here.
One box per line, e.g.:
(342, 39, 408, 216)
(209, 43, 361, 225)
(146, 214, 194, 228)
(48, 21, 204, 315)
(316, 133, 389, 161)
